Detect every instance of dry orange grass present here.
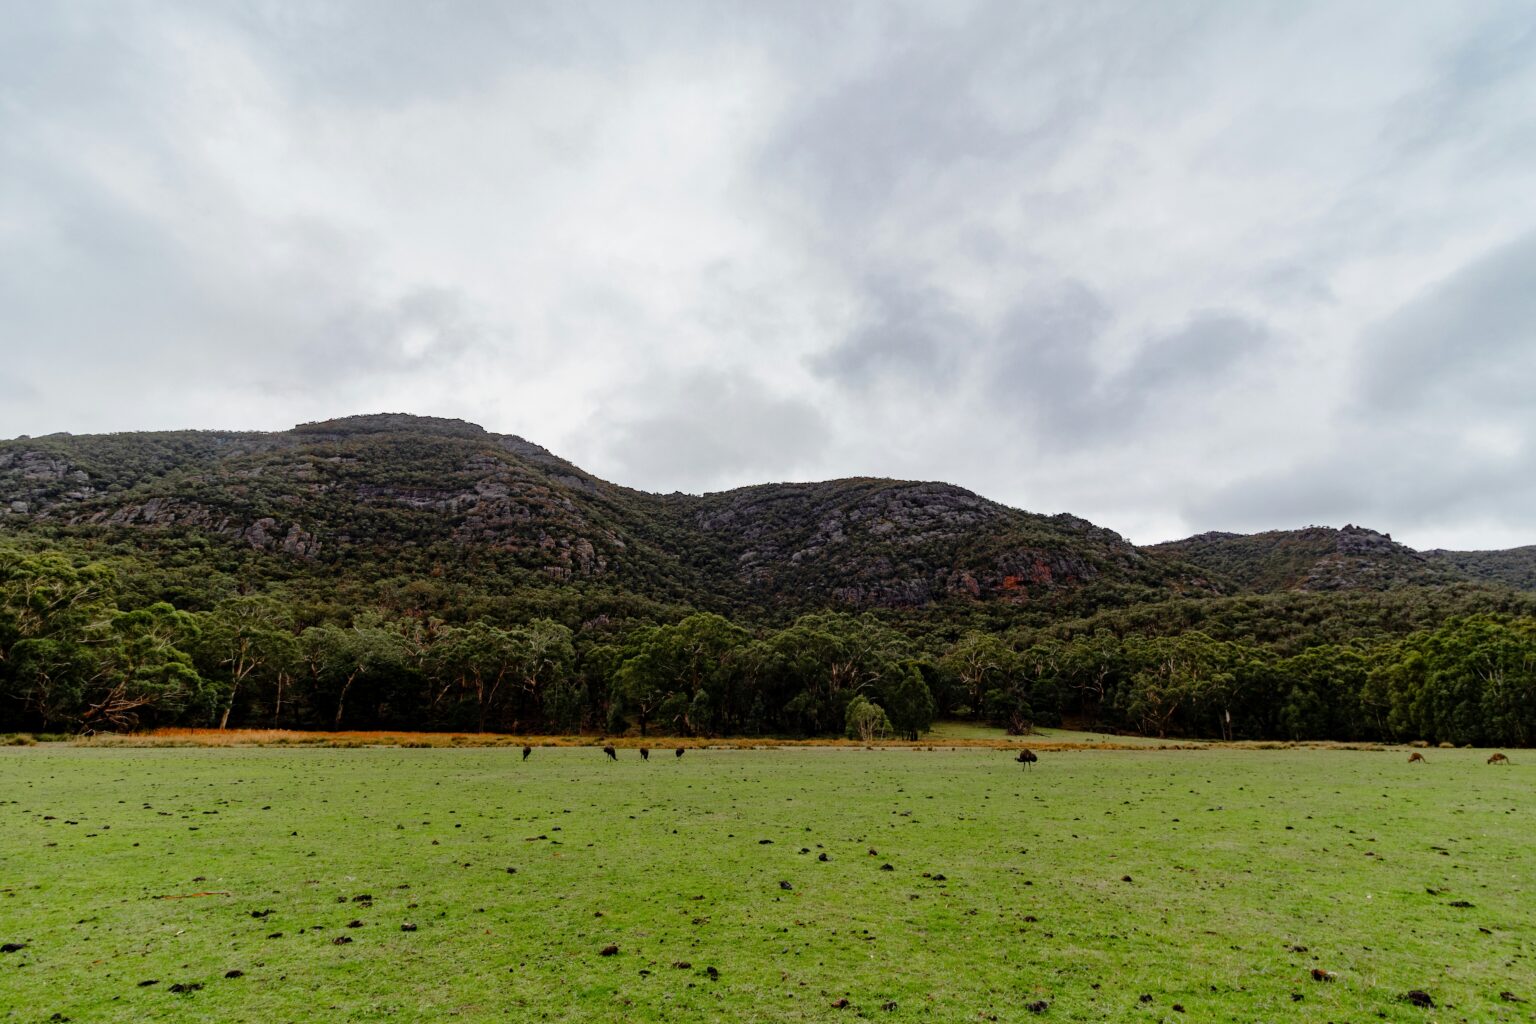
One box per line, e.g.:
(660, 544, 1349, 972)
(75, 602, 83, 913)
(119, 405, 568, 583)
(76, 727, 1223, 752)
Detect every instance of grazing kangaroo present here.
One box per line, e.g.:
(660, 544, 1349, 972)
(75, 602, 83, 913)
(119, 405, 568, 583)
(1488, 752, 1510, 765)
(522, 745, 531, 761)
(639, 747, 650, 761)
(603, 745, 617, 761)
(1407, 752, 1425, 763)
(1015, 748, 1037, 768)
(675, 747, 685, 759)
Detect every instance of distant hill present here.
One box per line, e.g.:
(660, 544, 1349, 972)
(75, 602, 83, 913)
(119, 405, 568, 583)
(0, 413, 1208, 619)
(1142, 525, 1475, 593)
(1426, 545, 1536, 592)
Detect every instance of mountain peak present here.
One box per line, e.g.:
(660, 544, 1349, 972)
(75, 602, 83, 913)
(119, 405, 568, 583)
(290, 413, 489, 439)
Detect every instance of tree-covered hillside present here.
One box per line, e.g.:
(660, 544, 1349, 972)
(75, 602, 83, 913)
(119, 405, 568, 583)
(1, 414, 1212, 621)
(1143, 525, 1470, 592)
(1427, 545, 1536, 592)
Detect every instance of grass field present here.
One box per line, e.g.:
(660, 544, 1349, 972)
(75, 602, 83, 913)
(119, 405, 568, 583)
(1, 745, 1531, 1022)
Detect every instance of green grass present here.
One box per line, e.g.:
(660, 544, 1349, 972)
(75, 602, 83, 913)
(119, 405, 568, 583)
(1, 747, 1531, 1022)
(923, 720, 1012, 741)
(923, 720, 1204, 747)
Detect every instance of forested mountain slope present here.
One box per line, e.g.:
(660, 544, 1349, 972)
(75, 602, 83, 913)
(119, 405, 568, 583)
(1, 414, 1205, 620)
(1426, 545, 1536, 592)
(1142, 525, 1475, 593)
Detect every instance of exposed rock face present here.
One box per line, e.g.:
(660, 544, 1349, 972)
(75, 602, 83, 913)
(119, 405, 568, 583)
(0, 451, 93, 512)
(1301, 525, 1426, 590)
(689, 479, 1156, 607)
(241, 519, 322, 558)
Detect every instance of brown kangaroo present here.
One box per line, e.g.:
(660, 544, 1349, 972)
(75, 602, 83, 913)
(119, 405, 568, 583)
(1408, 752, 1425, 763)
(1488, 752, 1510, 765)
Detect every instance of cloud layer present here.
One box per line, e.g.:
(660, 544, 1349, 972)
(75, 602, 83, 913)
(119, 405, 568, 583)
(3, 1, 1534, 549)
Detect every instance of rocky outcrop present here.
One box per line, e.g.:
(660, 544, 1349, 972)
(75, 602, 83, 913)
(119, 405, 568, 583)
(687, 478, 1157, 607)
(241, 518, 321, 558)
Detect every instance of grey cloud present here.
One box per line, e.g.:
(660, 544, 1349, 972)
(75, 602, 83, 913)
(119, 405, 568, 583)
(762, 1, 1213, 229)
(285, 288, 491, 392)
(1185, 232, 1536, 538)
(809, 278, 975, 390)
(1382, 11, 1536, 165)
(1358, 229, 1536, 416)
(809, 271, 1274, 454)
(768, 32, 1021, 223)
(1187, 440, 1536, 540)
(0, 149, 477, 396)
(979, 291, 1270, 447)
(0, 375, 37, 401)
(1123, 313, 1270, 389)
(1253, 264, 1336, 306)
(585, 371, 829, 493)
(985, 282, 1111, 442)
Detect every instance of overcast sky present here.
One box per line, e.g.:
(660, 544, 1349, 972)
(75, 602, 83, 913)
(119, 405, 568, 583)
(3, 1, 1535, 550)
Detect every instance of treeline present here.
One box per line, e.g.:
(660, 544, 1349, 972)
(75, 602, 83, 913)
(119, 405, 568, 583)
(3, 549, 1534, 746)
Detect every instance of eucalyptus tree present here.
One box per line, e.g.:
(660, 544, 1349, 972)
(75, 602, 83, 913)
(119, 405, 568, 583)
(1118, 632, 1238, 739)
(763, 612, 912, 736)
(428, 621, 521, 731)
(879, 660, 937, 740)
(614, 613, 744, 736)
(1, 551, 117, 729)
(505, 619, 575, 732)
(79, 603, 209, 732)
(196, 596, 298, 729)
(302, 622, 408, 729)
(939, 631, 1018, 717)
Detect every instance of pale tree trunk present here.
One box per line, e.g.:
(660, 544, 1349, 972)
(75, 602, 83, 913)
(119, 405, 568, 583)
(334, 670, 359, 729)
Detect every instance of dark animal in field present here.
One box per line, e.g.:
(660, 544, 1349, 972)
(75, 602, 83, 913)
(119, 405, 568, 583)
(1488, 753, 1510, 765)
(1015, 749, 1037, 768)
(522, 745, 531, 761)
(676, 747, 685, 758)
(639, 747, 650, 761)
(603, 745, 617, 761)
(1408, 752, 1425, 763)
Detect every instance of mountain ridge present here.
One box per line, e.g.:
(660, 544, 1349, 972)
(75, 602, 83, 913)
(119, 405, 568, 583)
(0, 414, 1204, 619)
(2, 414, 1531, 618)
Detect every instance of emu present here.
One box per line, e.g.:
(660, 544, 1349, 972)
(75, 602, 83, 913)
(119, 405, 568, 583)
(1488, 752, 1510, 765)
(603, 745, 617, 761)
(522, 745, 532, 761)
(639, 747, 650, 761)
(1015, 748, 1037, 769)
(675, 747, 685, 759)
(1407, 752, 1425, 763)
